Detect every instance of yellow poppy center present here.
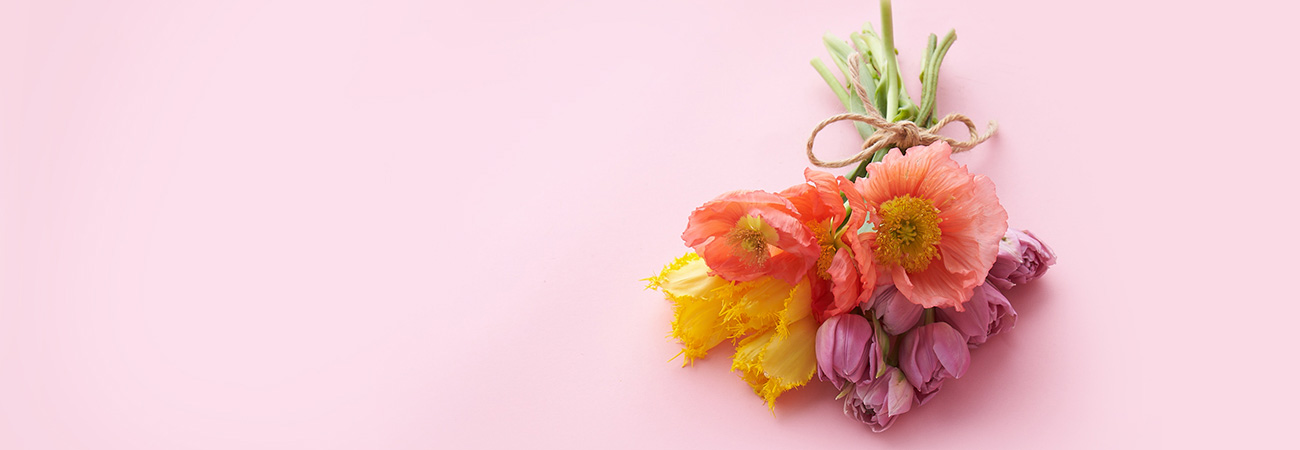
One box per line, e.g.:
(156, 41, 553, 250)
(806, 220, 837, 279)
(727, 215, 778, 267)
(874, 195, 942, 273)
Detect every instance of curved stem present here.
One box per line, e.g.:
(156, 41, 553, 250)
(918, 30, 956, 126)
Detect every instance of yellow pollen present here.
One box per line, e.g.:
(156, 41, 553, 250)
(874, 195, 942, 273)
(807, 220, 837, 279)
(727, 215, 776, 267)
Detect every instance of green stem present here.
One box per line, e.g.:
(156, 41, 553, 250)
(817, 36, 877, 141)
(917, 30, 957, 127)
(822, 33, 857, 78)
(847, 162, 868, 181)
(848, 141, 893, 181)
(871, 146, 889, 162)
(811, 58, 852, 109)
(880, 0, 900, 122)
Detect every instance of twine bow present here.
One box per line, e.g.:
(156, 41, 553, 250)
(805, 53, 999, 169)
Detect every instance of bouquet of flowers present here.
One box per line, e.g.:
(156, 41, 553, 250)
(645, 1, 1056, 431)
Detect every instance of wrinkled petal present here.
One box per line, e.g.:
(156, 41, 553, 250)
(777, 183, 834, 222)
(803, 168, 852, 226)
(892, 261, 973, 311)
(821, 248, 863, 319)
(682, 190, 820, 284)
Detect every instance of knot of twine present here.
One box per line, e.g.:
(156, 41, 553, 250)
(805, 53, 999, 169)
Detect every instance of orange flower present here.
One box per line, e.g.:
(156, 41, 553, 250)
(779, 169, 875, 320)
(857, 142, 1007, 310)
(681, 191, 820, 284)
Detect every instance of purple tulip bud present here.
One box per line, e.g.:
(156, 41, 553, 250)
(988, 228, 1057, 290)
(899, 322, 970, 404)
(815, 314, 878, 390)
(866, 285, 923, 335)
(844, 366, 914, 432)
(935, 282, 1016, 348)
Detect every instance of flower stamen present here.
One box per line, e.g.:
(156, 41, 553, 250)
(806, 220, 838, 279)
(874, 195, 942, 273)
(727, 215, 778, 267)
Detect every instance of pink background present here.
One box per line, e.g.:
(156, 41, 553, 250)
(2, 0, 1297, 448)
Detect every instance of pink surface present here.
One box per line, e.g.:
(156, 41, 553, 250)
(2, 0, 1297, 448)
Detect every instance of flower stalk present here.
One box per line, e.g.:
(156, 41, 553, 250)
(810, 0, 958, 181)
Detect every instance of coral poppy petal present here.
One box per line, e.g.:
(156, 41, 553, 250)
(905, 264, 976, 310)
(824, 249, 861, 317)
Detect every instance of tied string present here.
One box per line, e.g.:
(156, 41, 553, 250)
(805, 53, 998, 169)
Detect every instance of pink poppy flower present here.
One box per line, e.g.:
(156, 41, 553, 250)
(780, 169, 875, 320)
(857, 142, 1008, 310)
(682, 190, 821, 284)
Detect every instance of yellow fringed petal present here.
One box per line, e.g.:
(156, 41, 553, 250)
(646, 251, 816, 388)
(775, 280, 812, 337)
(721, 276, 790, 335)
(647, 252, 744, 364)
(723, 277, 813, 338)
(646, 252, 729, 299)
(730, 317, 819, 410)
(669, 294, 733, 364)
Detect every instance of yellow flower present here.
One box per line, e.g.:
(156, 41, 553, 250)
(648, 252, 817, 408)
(731, 317, 818, 411)
(647, 253, 736, 363)
(722, 276, 811, 338)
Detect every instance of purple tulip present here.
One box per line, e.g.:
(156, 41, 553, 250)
(845, 366, 914, 432)
(865, 285, 923, 335)
(899, 322, 970, 404)
(935, 282, 1016, 348)
(988, 228, 1057, 290)
(815, 314, 878, 390)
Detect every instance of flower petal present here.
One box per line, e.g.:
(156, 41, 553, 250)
(870, 285, 924, 335)
(669, 293, 734, 364)
(681, 190, 819, 284)
(732, 317, 819, 410)
(823, 248, 862, 319)
(649, 253, 729, 299)
(858, 141, 1007, 310)
(928, 322, 971, 379)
